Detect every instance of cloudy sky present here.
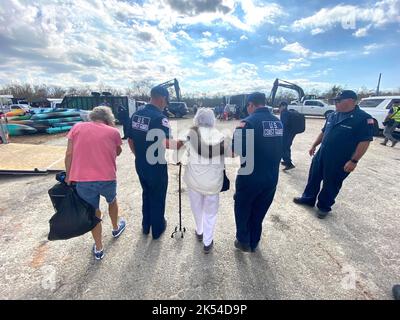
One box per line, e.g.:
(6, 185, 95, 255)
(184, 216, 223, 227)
(0, 0, 399, 96)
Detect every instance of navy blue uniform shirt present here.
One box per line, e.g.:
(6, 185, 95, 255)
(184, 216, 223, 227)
(320, 105, 374, 166)
(233, 107, 283, 185)
(127, 104, 171, 176)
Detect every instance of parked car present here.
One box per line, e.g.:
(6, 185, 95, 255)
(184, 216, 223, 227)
(288, 99, 335, 118)
(6, 104, 31, 116)
(359, 96, 400, 136)
(166, 101, 189, 118)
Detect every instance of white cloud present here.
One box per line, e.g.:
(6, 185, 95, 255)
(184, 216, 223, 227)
(196, 37, 229, 57)
(282, 42, 346, 60)
(308, 68, 333, 78)
(176, 30, 193, 41)
(239, 0, 285, 29)
(311, 51, 346, 58)
(264, 57, 311, 73)
(208, 58, 234, 74)
(282, 42, 310, 57)
(267, 36, 288, 45)
(287, 78, 334, 92)
(264, 63, 295, 72)
(0, 0, 369, 94)
(311, 28, 325, 35)
(0, 0, 189, 88)
(187, 60, 264, 95)
(292, 0, 400, 34)
(158, 0, 285, 32)
(363, 43, 384, 54)
(353, 26, 370, 38)
(278, 25, 290, 32)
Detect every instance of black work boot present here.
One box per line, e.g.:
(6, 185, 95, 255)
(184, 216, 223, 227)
(234, 240, 251, 252)
(203, 241, 213, 254)
(293, 197, 315, 208)
(392, 285, 400, 300)
(283, 163, 295, 171)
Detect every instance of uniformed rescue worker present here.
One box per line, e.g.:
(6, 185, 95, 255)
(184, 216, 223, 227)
(293, 90, 374, 218)
(232, 92, 283, 252)
(117, 104, 129, 139)
(381, 100, 400, 147)
(127, 86, 183, 239)
(279, 101, 296, 171)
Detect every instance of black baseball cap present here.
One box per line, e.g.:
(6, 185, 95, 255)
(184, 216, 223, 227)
(151, 86, 169, 101)
(334, 90, 358, 101)
(246, 92, 266, 106)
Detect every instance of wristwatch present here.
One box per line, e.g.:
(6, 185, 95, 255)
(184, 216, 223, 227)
(350, 159, 358, 164)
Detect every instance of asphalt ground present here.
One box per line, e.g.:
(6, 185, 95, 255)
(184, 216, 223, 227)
(0, 116, 399, 299)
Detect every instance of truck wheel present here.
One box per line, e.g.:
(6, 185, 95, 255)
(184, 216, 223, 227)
(324, 111, 333, 119)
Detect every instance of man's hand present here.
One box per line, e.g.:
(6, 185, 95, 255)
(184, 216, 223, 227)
(309, 146, 316, 156)
(344, 161, 357, 173)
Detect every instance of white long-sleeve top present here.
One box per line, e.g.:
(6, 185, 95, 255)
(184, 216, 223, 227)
(180, 126, 228, 195)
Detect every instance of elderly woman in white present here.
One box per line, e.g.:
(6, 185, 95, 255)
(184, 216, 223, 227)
(181, 108, 228, 253)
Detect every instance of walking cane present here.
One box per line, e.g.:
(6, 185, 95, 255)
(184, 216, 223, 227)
(171, 162, 186, 238)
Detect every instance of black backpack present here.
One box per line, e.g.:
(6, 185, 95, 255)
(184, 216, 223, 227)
(287, 110, 306, 134)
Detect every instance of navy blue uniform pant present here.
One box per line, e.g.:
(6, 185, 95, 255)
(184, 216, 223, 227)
(282, 132, 296, 165)
(121, 118, 129, 138)
(302, 151, 349, 212)
(138, 173, 168, 238)
(234, 177, 277, 250)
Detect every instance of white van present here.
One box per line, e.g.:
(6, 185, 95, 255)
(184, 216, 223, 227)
(359, 96, 400, 135)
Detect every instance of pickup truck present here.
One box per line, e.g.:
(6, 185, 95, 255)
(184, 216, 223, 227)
(359, 95, 400, 136)
(288, 99, 335, 118)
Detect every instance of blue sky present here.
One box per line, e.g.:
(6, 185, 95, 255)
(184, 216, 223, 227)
(0, 0, 399, 96)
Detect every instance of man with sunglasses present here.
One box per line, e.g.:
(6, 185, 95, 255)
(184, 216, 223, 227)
(293, 90, 374, 219)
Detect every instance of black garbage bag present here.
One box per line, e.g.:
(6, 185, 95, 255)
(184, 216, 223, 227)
(48, 181, 70, 211)
(48, 182, 101, 241)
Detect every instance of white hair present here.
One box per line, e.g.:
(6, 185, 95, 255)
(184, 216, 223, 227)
(89, 106, 115, 126)
(193, 107, 215, 127)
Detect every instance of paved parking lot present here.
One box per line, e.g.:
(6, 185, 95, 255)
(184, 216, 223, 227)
(0, 116, 399, 299)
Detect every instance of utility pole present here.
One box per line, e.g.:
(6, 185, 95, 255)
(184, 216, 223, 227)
(376, 73, 382, 96)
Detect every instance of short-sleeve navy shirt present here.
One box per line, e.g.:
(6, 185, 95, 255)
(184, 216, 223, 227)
(232, 107, 283, 185)
(320, 105, 374, 165)
(127, 104, 171, 176)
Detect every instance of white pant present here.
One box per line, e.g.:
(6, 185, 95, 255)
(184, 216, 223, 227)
(188, 189, 219, 246)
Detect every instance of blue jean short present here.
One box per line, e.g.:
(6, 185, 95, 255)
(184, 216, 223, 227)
(76, 181, 117, 210)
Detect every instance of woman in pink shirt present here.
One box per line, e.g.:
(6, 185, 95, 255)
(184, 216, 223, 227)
(65, 106, 125, 260)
